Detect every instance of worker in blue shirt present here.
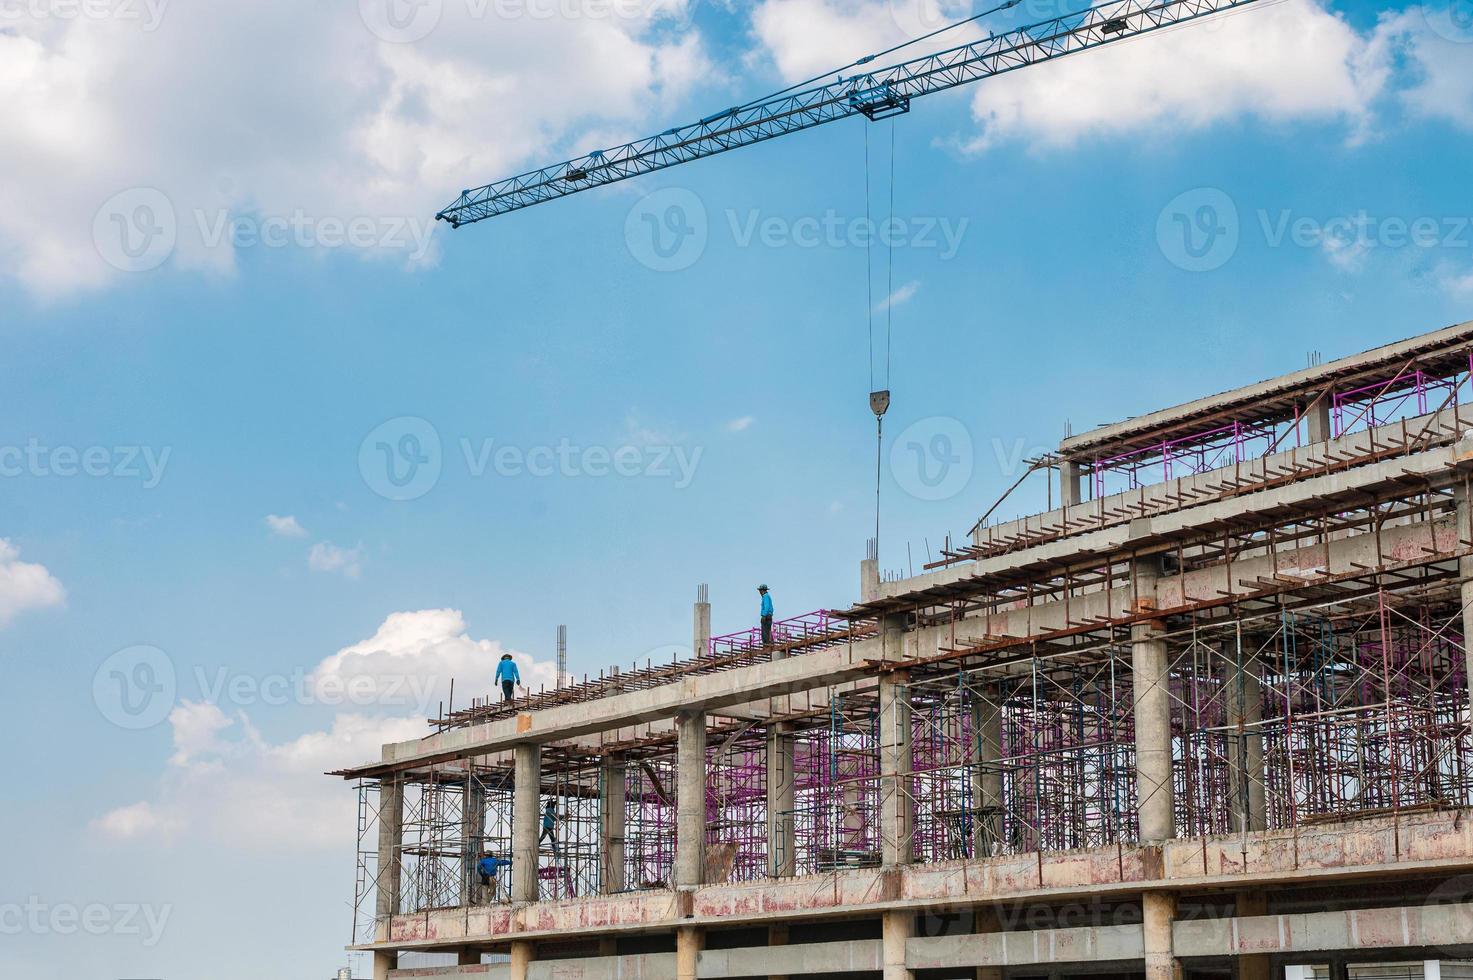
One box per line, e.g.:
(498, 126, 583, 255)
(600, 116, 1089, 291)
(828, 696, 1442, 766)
(495, 653, 520, 702)
(540, 800, 561, 859)
(477, 854, 512, 903)
(758, 584, 773, 648)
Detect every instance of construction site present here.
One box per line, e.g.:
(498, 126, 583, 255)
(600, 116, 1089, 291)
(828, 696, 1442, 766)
(334, 318, 1473, 980)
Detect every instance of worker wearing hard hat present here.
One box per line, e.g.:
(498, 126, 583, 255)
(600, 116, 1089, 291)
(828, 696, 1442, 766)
(758, 584, 774, 648)
(495, 653, 520, 702)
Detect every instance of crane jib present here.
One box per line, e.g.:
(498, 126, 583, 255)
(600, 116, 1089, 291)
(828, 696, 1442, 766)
(435, 0, 1263, 228)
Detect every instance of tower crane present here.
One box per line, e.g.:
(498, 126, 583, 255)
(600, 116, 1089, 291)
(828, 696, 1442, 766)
(435, 0, 1263, 228)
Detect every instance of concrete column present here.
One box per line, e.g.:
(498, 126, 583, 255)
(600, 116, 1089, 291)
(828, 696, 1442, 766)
(375, 775, 403, 928)
(1131, 557, 1175, 843)
(1142, 891, 1180, 980)
(462, 772, 486, 906)
(1306, 391, 1333, 443)
(1221, 646, 1266, 835)
(879, 668, 914, 864)
(767, 720, 796, 877)
(676, 925, 703, 980)
(509, 939, 535, 980)
(969, 681, 1003, 859)
(512, 743, 541, 903)
(693, 583, 711, 658)
(372, 951, 396, 980)
(861, 543, 881, 603)
(1458, 488, 1473, 729)
(768, 923, 790, 980)
(1236, 891, 1270, 980)
(768, 633, 796, 878)
(676, 711, 707, 889)
(973, 906, 1003, 980)
(882, 909, 914, 980)
(601, 753, 627, 894)
(1059, 459, 1084, 508)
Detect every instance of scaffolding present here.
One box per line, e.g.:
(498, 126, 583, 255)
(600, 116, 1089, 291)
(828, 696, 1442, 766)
(347, 335, 1473, 937)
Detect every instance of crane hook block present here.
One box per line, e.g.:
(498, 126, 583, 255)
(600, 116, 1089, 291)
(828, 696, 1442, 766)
(870, 390, 891, 419)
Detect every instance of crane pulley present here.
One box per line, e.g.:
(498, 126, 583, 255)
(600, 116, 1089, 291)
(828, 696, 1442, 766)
(435, 0, 1263, 228)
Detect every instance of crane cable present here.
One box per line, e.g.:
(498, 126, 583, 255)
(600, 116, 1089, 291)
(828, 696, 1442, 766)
(868, 117, 898, 558)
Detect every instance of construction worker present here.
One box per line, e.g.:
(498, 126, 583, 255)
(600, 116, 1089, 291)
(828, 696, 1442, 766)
(477, 853, 511, 903)
(540, 800, 561, 859)
(495, 653, 520, 702)
(758, 584, 773, 648)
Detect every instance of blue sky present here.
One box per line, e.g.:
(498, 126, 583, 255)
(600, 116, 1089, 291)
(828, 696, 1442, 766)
(2, 0, 1472, 976)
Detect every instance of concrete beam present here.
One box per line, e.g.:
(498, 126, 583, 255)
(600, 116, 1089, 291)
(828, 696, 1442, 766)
(1174, 901, 1473, 957)
(364, 809, 1473, 953)
(702, 939, 882, 977)
(907, 924, 1144, 970)
(1058, 319, 1472, 458)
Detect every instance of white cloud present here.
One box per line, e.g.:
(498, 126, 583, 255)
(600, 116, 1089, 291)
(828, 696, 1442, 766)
(749, 0, 976, 83)
(93, 609, 557, 851)
(0, 538, 65, 627)
(308, 540, 364, 578)
(961, 0, 1384, 151)
(2, 0, 709, 297)
(263, 514, 307, 538)
(1383, 10, 1473, 130)
(310, 607, 556, 709)
(1438, 262, 1473, 298)
(725, 415, 755, 432)
(747, 1, 1472, 152)
(874, 279, 920, 312)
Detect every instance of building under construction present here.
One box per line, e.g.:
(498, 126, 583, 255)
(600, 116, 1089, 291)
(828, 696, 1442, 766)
(336, 319, 1473, 980)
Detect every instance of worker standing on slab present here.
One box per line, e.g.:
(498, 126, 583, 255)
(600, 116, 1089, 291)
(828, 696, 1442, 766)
(758, 584, 774, 648)
(495, 653, 520, 702)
